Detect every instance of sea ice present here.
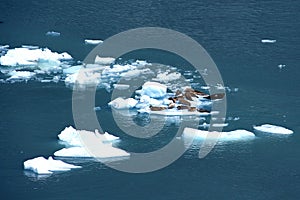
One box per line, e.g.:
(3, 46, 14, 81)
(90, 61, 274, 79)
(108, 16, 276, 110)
(0, 47, 72, 67)
(7, 70, 36, 81)
(152, 71, 181, 83)
(57, 126, 120, 147)
(84, 39, 103, 45)
(23, 156, 81, 174)
(94, 55, 115, 65)
(253, 124, 293, 135)
(46, 31, 61, 37)
(140, 82, 167, 98)
(108, 97, 138, 109)
(261, 39, 276, 43)
(182, 127, 255, 141)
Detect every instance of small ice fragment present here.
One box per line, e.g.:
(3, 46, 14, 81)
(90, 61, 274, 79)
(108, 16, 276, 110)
(23, 156, 81, 174)
(21, 45, 39, 49)
(141, 82, 167, 98)
(113, 84, 130, 90)
(108, 97, 138, 109)
(253, 124, 293, 135)
(84, 39, 103, 45)
(183, 127, 255, 141)
(94, 106, 101, 111)
(261, 39, 276, 43)
(94, 55, 115, 65)
(46, 31, 61, 37)
(278, 64, 286, 69)
(212, 123, 229, 128)
(7, 70, 36, 81)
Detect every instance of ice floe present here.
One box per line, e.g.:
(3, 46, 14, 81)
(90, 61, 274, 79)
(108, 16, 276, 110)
(23, 156, 81, 174)
(46, 31, 61, 37)
(94, 55, 115, 65)
(152, 71, 181, 83)
(84, 39, 103, 45)
(253, 124, 293, 135)
(261, 39, 276, 43)
(182, 127, 255, 141)
(58, 126, 120, 147)
(140, 82, 167, 98)
(0, 47, 72, 67)
(7, 70, 36, 81)
(108, 97, 138, 109)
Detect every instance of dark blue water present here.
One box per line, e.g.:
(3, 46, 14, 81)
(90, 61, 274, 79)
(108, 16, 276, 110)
(1, 0, 300, 199)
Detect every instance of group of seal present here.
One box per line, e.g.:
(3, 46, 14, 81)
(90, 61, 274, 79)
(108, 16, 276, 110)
(149, 87, 225, 113)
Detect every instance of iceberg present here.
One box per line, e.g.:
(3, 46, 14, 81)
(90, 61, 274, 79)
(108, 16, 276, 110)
(84, 39, 103, 45)
(253, 124, 293, 135)
(140, 82, 167, 98)
(23, 156, 81, 174)
(46, 31, 61, 37)
(182, 127, 255, 141)
(108, 97, 138, 109)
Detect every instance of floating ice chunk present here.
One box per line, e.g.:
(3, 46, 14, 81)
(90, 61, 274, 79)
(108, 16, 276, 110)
(21, 45, 39, 49)
(141, 82, 167, 98)
(46, 31, 61, 37)
(103, 131, 120, 142)
(58, 126, 82, 146)
(7, 70, 36, 80)
(63, 65, 83, 74)
(261, 39, 276, 43)
(211, 123, 229, 128)
(65, 68, 101, 87)
(23, 156, 81, 174)
(84, 39, 103, 45)
(153, 72, 181, 83)
(58, 126, 120, 147)
(0, 45, 9, 50)
(278, 64, 286, 69)
(253, 124, 293, 135)
(108, 97, 138, 109)
(94, 55, 115, 65)
(113, 84, 130, 90)
(182, 127, 255, 141)
(0, 47, 72, 67)
(54, 147, 91, 157)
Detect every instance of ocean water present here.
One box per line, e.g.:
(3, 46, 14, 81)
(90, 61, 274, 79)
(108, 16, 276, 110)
(1, 0, 300, 199)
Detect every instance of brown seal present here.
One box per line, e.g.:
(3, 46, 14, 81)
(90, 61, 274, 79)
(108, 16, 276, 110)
(150, 106, 167, 111)
(197, 108, 210, 113)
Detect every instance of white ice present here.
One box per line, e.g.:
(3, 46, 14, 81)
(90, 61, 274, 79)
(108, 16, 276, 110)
(182, 127, 255, 141)
(0, 47, 72, 67)
(253, 124, 293, 135)
(58, 126, 120, 147)
(84, 39, 103, 45)
(108, 97, 138, 109)
(23, 156, 81, 174)
(94, 55, 115, 65)
(7, 70, 36, 80)
(46, 31, 61, 37)
(153, 71, 181, 83)
(140, 82, 167, 98)
(261, 39, 276, 43)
